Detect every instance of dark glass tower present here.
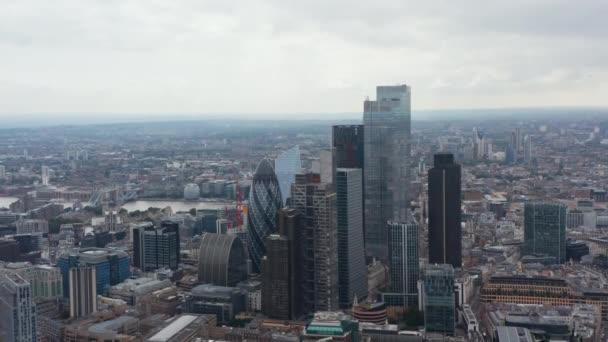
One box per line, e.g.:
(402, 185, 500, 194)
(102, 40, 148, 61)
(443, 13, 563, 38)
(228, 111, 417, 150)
(524, 202, 567, 264)
(133, 221, 180, 271)
(428, 153, 462, 268)
(248, 158, 283, 273)
(423, 264, 455, 335)
(333, 125, 364, 169)
(336, 168, 367, 308)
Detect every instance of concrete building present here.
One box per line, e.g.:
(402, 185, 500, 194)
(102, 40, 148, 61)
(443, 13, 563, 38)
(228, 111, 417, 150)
(185, 284, 245, 324)
(364, 85, 411, 262)
(0, 262, 63, 299)
(290, 172, 338, 313)
(69, 266, 97, 318)
(0, 273, 37, 342)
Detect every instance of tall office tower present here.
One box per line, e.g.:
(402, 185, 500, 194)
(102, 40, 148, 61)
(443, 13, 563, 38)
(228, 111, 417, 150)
(363, 85, 411, 262)
(68, 266, 97, 318)
(104, 210, 117, 231)
(524, 135, 533, 163)
(57, 247, 130, 297)
(524, 202, 567, 264)
(0, 165, 5, 178)
(263, 207, 303, 319)
(428, 153, 462, 269)
(505, 145, 516, 165)
(0, 273, 37, 342)
(473, 128, 485, 159)
(248, 158, 282, 272)
(275, 146, 302, 206)
(423, 264, 455, 336)
(515, 127, 522, 153)
(261, 234, 290, 319)
(198, 233, 247, 287)
(41, 165, 50, 186)
(384, 221, 419, 308)
(333, 125, 364, 169)
(291, 172, 338, 313)
(336, 168, 367, 308)
(133, 222, 180, 271)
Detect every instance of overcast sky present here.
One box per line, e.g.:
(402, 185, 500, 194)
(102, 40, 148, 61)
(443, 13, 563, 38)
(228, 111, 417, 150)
(1, 0, 607, 116)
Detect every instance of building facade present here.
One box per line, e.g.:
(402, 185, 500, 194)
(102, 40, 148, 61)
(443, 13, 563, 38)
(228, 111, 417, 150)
(275, 145, 302, 206)
(423, 264, 455, 336)
(133, 221, 180, 272)
(0, 273, 37, 342)
(336, 168, 368, 308)
(69, 266, 97, 318)
(333, 125, 364, 169)
(291, 172, 339, 313)
(524, 202, 567, 264)
(363, 85, 411, 262)
(384, 221, 419, 308)
(248, 158, 283, 273)
(428, 153, 462, 268)
(58, 247, 130, 297)
(198, 233, 247, 287)
(261, 234, 290, 319)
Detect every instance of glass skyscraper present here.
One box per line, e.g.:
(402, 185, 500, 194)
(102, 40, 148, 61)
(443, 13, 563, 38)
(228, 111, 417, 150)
(133, 221, 180, 272)
(524, 202, 567, 264)
(363, 85, 411, 262)
(423, 264, 455, 335)
(248, 158, 283, 273)
(384, 221, 419, 307)
(275, 145, 301, 206)
(428, 153, 462, 268)
(0, 273, 37, 342)
(333, 125, 364, 169)
(336, 168, 367, 308)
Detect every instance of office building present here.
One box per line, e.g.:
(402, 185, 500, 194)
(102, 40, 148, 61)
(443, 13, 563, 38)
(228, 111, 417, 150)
(133, 221, 180, 271)
(41, 165, 50, 186)
(363, 84, 411, 262)
(0, 238, 20, 262)
(262, 207, 303, 319)
(335, 168, 367, 308)
(423, 264, 455, 336)
(524, 202, 567, 264)
(428, 153, 462, 268)
(69, 266, 97, 318)
(198, 233, 247, 287)
(0, 262, 63, 299)
(275, 145, 302, 206)
(16, 219, 49, 235)
(291, 172, 339, 313)
(248, 158, 283, 272)
(384, 221, 419, 308)
(0, 165, 5, 178)
(0, 273, 37, 342)
(185, 284, 245, 324)
(524, 135, 533, 163)
(333, 125, 364, 169)
(261, 234, 290, 319)
(302, 311, 360, 342)
(104, 210, 118, 232)
(57, 247, 130, 297)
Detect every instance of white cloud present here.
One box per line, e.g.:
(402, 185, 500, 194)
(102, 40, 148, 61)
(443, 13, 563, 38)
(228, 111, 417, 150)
(0, 0, 607, 116)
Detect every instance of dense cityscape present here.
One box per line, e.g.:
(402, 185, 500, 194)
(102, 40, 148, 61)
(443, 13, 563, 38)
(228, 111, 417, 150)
(2, 84, 608, 342)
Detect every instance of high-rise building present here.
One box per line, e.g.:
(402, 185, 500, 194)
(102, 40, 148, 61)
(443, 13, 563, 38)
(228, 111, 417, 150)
(198, 233, 247, 287)
(0, 263, 63, 299)
(0, 273, 37, 342)
(423, 264, 455, 336)
(473, 128, 486, 159)
(524, 202, 567, 264)
(69, 266, 97, 318)
(291, 172, 338, 313)
(428, 153, 462, 269)
(335, 168, 367, 308)
(104, 210, 117, 232)
(363, 85, 411, 262)
(133, 222, 180, 271)
(524, 135, 533, 163)
(275, 145, 302, 206)
(0, 165, 5, 178)
(384, 221, 419, 308)
(333, 125, 364, 169)
(261, 207, 303, 320)
(261, 234, 290, 319)
(41, 165, 50, 186)
(57, 247, 130, 297)
(248, 158, 283, 273)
